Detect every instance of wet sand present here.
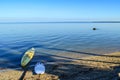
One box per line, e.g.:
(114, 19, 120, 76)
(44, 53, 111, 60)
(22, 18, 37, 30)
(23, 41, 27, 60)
(0, 52, 120, 80)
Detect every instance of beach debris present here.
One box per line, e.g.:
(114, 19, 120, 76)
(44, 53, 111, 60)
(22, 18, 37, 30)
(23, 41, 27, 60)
(34, 62, 45, 74)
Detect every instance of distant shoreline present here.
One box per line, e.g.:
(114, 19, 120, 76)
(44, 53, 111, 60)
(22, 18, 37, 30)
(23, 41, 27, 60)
(0, 21, 120, 24)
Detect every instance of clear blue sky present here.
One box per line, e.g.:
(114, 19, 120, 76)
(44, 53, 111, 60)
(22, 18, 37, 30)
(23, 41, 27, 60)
(0, 0, 120, 21)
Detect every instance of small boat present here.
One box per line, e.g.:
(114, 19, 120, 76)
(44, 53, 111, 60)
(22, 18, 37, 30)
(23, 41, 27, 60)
(21, 48, 35, 67)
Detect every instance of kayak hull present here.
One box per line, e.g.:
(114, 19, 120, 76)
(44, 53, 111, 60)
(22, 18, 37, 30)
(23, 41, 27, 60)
(21, 48, 35, 67)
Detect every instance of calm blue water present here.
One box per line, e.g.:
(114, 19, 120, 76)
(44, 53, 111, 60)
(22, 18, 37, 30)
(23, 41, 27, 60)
(0, 23, 120, 68)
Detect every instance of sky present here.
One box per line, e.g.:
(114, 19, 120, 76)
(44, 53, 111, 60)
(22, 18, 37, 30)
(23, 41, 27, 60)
(0, 0, 120, 21)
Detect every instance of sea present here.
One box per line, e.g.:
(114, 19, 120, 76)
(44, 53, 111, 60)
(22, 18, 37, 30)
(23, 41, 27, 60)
(0, 22, 120, 69)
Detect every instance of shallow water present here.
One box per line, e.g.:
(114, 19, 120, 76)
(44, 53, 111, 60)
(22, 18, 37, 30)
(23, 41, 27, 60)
(0, 23, 120, 68)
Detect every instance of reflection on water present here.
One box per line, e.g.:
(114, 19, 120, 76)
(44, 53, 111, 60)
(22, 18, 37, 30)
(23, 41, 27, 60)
(0, 23, 120, 68)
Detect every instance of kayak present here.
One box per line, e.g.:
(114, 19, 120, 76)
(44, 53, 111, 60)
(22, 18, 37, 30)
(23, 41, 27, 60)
(21, 48, 35, 67)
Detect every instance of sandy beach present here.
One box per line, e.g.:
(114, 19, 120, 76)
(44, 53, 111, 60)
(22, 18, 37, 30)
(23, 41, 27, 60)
(0, 52, 120, 80)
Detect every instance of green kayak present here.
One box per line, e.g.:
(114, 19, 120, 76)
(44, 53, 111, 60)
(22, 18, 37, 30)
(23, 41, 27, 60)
(21, 48, 35, 67)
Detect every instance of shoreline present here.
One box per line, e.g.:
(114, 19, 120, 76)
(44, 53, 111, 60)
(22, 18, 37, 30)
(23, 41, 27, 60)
(0, 52, 120, 80)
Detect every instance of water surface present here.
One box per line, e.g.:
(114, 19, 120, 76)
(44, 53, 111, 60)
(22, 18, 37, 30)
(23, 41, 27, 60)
(0, 23, 120, 68)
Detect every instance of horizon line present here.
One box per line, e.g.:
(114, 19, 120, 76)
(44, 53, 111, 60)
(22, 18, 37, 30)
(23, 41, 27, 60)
(0, 21, 120, 24)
